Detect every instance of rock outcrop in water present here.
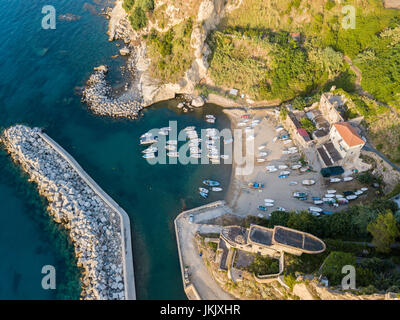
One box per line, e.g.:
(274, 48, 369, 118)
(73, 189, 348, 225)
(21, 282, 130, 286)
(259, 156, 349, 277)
(82, 65, 143, 119)
(1, 125, 130, 300)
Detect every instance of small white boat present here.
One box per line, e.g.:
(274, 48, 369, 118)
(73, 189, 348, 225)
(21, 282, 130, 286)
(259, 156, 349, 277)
(259, 152, 268, 157)
(206, 119, 215, 123)
(335, 194, 344, 198)
(302, 180, 316, 186)
(323, 198, 334, 202)
(142, 146, 157, 154)
(258, 145, 266, 150)
(143, 153, 155, 159)
(361, 187, 368, 192)
(314, 200, 323, 205)
(264, 199, 275, 203)
(266, 166, 277, 170)
(267, 168, 278, 173)
(275, 126, 284, 132)
(158, 129, 169, 136)
(283, 139, 292, 144)
(273, 137, 278, 143)
(140, 132, 152, 139)
(330, 178, 341, 183)
(278, 165, 288, 170)
(211, 187, 223, 192)
(280, 171, 290, 175)
(355, 190, 363, 196)
(346, 195, 357, 200)
(257, 158, 266, 163)
(167, 140, 178, 145)
(324, 194, 335, 198)
(277, 207, 286, 212)
(237, 121, 247, 127)
(190, 154, 201, 158)
(343, 177, 353, 182)
(264, 203, 274, 207)
(165, 145, 176, 151)
(291, 164, 302, 170)
(300, 167, 309, 172)
(167, 152, 179, 157)
(289, 181, 298, 185)
(199, 187, 209, 193)
(309, 207, 323, 213)
(184, 126, 196, 131)
(327, 190, 336, 194)
(206, 115, 216, 119)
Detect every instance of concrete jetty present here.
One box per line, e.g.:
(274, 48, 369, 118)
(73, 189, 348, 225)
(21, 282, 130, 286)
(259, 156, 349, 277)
(2, 125, 136, 300)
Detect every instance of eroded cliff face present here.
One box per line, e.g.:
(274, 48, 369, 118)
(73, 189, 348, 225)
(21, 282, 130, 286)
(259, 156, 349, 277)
(107, 0, 242, 107)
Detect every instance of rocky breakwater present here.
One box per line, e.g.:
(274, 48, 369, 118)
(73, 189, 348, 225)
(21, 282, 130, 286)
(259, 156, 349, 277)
(82, 65, 143, 119)
(1, 125, 135, 300)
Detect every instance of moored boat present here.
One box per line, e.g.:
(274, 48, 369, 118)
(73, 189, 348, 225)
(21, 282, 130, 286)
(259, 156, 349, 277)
(203, 180, 220, 187)
(211, 187, 223, 192)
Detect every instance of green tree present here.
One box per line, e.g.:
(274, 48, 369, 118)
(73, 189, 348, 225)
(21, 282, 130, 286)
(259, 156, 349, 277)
(129, 6, 147, 30)
(122, 0, 135, 12)
(321, 251, 356, 286)
(367, 211, 400, 253)
(137, 0, 154, 12)
(300, 118, 316, 134)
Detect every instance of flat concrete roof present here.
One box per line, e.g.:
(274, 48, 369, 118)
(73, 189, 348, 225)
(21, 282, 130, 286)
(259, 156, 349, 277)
(273, 226, 325, 253)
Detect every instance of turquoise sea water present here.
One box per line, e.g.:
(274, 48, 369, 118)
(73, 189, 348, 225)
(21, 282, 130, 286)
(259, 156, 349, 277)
(0, 1, 231, 299)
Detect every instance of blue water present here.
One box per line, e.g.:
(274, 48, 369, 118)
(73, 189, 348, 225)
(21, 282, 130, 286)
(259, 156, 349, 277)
(0, 0, 231, 299)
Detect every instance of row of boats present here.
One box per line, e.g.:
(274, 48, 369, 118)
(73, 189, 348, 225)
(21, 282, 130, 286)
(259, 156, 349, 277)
(199, 180, 222, 198)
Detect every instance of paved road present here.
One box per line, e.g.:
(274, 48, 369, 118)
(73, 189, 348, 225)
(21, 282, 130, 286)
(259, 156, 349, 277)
(363, 143, 400, 172)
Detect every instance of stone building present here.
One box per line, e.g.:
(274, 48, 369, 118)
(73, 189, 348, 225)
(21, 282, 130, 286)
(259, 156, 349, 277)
(319, 92, 346, 124)
(330, 122, 365, 164)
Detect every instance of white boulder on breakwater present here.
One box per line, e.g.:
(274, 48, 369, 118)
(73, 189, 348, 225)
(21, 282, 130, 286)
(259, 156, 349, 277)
(82, 65, 143, 119)
(1, 125, 135, 300)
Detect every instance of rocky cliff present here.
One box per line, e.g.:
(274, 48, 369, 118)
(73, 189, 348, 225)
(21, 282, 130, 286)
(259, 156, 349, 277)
(107, 0, 242, 107)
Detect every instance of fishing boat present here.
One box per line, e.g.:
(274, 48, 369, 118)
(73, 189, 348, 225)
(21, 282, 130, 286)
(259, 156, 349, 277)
(346, 195, 357, 200)
(206, 118, 215, 123)
(302, 179, 316, 186)
(291, 164, 302, 170)
(258, 205, 267, 211)
(259, 152, 268, 157)
(335, 194, 344, 198)
(142, 153, 155, 159)
(312, 197, 321, 200)
(158, 129, 169, 136)
(206, 115, 216, 120)
(278, 165, 288, 170)
(278, 175, 289, 179)
(199, 187, 209, 193)
(199, 192, 208, 199)
(309, 207, 323, 213)
(165, 145, 176, 151)
(283, 139, 292, 144)
(190, 154, 201, 158)
(324, 194, 335, 198)
(300, 167, 310, 172)
(257, 158, 267, 163)
(354, 190, 363, 196)
(184, 126, 196, 131)
(343, 177, 353, 182)
(167, 140, 178, 145)
(323, 198, 335, 203)
(299, 197, 308, 201)
(293, 192, 307, 198)
(337, 198, 349, 205)
(330, 178, 341, 183)
(211, 187, 223, 192)
(289, 181, 298, 186)
(277, 207, 286, 212)
(264, 199, 275, 203)
(258, 145, 266, 150)
(361, 187, 368, 192)
(142, 146, 158, 154)
(327, 190, 337, 194)
(167, 152, 179, 157)
(140, 136, 158, 145)
(140, 132, 152, 139)
(203, 180, 220, 187)
(280, 171, 290, 175)
(267, 168, 278, 173)
(314, 200, 323, 205)
(264, 203, 274, 207)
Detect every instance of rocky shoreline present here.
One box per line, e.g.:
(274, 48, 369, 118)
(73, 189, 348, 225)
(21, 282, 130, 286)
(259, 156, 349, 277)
(1, 125, 133, 300)
(82, 65, 143, 119)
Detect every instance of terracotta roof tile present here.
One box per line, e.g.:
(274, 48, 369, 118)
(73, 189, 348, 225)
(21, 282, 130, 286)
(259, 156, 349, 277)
(333, 122, 365, 147)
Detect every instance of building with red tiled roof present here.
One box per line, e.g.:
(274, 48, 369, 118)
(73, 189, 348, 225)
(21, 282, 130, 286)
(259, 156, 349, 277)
(329, 122, 365, 166)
